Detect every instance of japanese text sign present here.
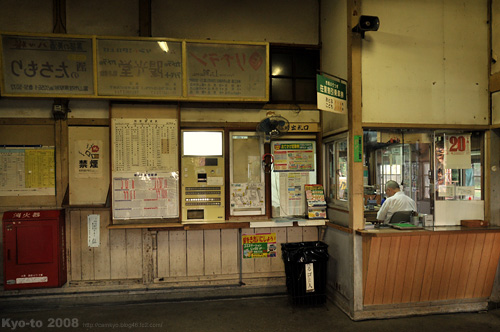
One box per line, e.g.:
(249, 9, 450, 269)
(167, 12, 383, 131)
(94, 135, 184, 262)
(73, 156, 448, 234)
(186, 43, 268, 100)
(97, 39, 182, 97)
(316, 74, 346, 113)
(242, 233, 277, 258)
(1, 35, 94, 96)
(444, 133, 472, 169)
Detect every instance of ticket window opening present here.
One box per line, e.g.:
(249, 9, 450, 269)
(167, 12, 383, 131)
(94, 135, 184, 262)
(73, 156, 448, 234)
(187, 209, 205, 220)
(198, 173, 207, 183)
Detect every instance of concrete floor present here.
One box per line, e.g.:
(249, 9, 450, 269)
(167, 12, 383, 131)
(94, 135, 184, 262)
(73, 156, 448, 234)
(1, 295, 500, 332)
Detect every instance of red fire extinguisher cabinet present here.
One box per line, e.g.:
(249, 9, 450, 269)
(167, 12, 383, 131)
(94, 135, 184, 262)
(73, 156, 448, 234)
(3, 210, 67, 290)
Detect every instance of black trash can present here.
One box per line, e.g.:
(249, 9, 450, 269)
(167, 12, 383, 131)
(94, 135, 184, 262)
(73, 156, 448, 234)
(281, 241, 329, 305)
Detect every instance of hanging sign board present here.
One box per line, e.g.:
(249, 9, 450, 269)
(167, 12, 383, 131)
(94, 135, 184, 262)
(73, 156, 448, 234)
(1, 34, 94, 96)
(316, 74, 346, 113)
(444, 133, 471, 169)
(96, 39, 182, 97)
(186, 42, 268, 100)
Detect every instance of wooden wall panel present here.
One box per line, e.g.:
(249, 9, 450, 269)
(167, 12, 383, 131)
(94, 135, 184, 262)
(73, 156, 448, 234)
(391, 236, 411, 303)
(474, 232, 495, 296)
(70, 210, 82, 281)
(271, 227, 287, 272)
(428, 235, 449, 301)
(372, 237, 391, 304)
(67, 215, 321, 286)
(382, 237, 401, 304)
(110, 229, 127, 279)
(125, 230, 143, 279)
(287, 227, 303, 243)
(157, 231, 170, 278)
(204, 230, 222, 276)
(302, 227, 319, 241)
(221, 229, 238, 275)
(363, 232, 500, 306)
(410, 235, 429, 302)
(438, 234, 458, 300)
(169, 230, 187, 277)
(465, 233, 486, 298)
(400, 236, 420, 304)
(186, 230, 204, 276)
(481, 233, 500, 297)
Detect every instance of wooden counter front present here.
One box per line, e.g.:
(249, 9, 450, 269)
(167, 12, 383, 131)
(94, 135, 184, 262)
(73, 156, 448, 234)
(358, 227, 500, 306)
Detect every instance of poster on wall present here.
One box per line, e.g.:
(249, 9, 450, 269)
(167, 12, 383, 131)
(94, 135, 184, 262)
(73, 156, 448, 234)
(272, 142, 315, 172)
(111, 117, 179, 220)
(443, 133, 471, 169)
(1, 34, 94, 96)
(0, 146, 55, 196)
(242, 233, 277, 259)
(278, 172, 310, 216)
(186, 42, 268, 100)
(230, 183, 265, 215)
(75, 140, 103, 178)
(112, 172, 179, 219)
(97, 39, 183, 97)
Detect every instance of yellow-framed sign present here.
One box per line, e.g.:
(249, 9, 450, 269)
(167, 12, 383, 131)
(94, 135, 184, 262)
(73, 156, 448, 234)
(0, 32, 269, 102)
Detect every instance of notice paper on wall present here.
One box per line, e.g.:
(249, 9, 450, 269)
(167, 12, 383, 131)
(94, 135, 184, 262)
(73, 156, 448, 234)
(88, 214, 100, 248)
(0, 146, 55, 196)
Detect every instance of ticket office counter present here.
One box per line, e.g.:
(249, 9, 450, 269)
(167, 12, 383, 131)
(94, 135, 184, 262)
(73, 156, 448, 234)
(357, 226, 500, 307)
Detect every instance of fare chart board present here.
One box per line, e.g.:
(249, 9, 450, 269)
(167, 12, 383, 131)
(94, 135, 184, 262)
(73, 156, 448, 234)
(111, 118, 179, 220)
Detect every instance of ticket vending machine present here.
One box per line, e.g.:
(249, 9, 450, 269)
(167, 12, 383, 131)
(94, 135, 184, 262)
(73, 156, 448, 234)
(3, 210, 66, 290)
(181, 130, 225, 223)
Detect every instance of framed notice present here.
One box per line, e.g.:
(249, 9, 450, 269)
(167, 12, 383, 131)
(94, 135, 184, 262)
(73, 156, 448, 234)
(110, 105, 180, 221)
(97, 39, 182, 97)
(186, 42, 268, 100)
(1, 34, 94, 96)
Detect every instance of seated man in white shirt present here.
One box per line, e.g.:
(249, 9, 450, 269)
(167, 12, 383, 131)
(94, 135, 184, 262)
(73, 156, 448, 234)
(376, 180, 416, 224)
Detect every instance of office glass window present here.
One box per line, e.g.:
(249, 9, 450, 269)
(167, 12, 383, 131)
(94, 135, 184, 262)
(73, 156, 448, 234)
(434, 131, 483, 201)
(229, 132, 265, 216)
(364, 130, 433, 215)
(325, 134, 348, 207)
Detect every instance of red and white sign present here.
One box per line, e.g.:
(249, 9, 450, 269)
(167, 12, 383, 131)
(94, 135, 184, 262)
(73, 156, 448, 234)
(444, 134, 471, 169)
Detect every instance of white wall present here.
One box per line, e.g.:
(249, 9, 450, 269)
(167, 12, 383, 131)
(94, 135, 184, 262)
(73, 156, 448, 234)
(67, 0, 139, 36)
(320, 0, 349, 135)
(361, 0, 489, 125)
(493, 0, 500, 75)
(152, 0, 319, 44)
(0, 0, 53, 33)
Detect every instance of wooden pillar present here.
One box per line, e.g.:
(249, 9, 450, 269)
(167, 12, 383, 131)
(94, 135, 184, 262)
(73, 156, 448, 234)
(348, 0, 364, 230)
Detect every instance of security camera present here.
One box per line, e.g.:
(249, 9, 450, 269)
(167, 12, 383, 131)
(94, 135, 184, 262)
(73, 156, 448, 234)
(352, 15, 380, 38)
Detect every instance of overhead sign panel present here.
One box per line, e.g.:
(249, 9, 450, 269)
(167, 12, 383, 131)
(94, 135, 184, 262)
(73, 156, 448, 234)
(316, 74, 346, 113)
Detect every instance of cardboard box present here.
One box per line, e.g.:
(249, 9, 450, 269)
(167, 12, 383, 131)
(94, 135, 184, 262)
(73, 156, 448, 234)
(460, 219, 489, 228)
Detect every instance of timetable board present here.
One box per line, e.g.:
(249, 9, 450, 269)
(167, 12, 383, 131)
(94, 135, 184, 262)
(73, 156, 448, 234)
(110, 105, 180, 221)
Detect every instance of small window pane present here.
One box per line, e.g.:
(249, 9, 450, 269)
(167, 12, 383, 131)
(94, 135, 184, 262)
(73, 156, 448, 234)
(271, 54, 293, 76)
(295, 78, 316, 103)
(294, 53, 317, 77)
(271, 78, 293, 101)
